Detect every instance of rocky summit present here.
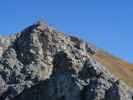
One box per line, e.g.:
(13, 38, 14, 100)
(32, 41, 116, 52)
(0, 21, 132, 100)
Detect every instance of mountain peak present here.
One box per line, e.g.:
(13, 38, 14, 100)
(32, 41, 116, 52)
(0, 21, 132, 100)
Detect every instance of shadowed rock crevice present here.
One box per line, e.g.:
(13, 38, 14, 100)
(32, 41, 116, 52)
(104, 83, 121, 100)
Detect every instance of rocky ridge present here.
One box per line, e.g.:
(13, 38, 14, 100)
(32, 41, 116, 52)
(0, 22, 132, 100)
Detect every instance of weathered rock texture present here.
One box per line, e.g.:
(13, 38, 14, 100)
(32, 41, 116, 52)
(0, 21, 132, 100)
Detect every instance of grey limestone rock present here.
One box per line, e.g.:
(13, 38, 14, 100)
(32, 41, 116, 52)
(0, 22, 132, 100)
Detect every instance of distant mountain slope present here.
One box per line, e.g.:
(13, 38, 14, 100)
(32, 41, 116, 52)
(94, 50, 133, 87)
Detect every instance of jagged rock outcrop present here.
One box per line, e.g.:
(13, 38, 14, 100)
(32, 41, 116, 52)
(0, 36, 15, 56)
(0, 21, 132, 100)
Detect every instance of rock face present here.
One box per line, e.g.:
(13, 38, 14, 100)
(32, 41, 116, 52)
(0, 36, 15, 57)
(0, 21, 132, 100)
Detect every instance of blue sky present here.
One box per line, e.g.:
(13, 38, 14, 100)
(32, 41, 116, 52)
(0, 0, 133, 63)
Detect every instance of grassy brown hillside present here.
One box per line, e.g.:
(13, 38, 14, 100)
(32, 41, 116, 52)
(94, 50, 133, 87)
